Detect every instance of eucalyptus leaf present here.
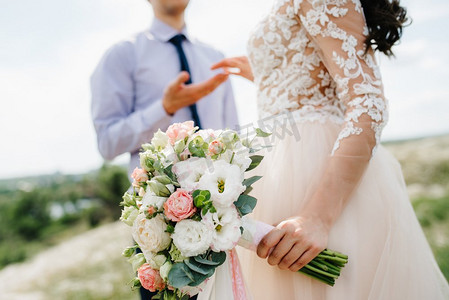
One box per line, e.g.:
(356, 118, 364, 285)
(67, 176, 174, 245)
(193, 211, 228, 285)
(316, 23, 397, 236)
(188, 268, 215, 287)
(243, 176, 262, 188)
(246, 155, 264, 171)
(210, 251, 227, 266)
(193, 255, 221, 266)
(185, 258, 215, 275)
(167, 263, 194, 288)
(234, 194, 258, 216)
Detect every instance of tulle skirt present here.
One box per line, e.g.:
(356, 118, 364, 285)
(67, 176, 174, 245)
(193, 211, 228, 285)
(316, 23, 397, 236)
(232, 119, 449, 299)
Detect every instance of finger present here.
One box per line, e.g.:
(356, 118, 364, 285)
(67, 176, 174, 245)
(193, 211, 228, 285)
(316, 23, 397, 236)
(180, 73, 228, 105)
(288, 247, 319, 272)
(195, 73, 229, 97)
(210, 58, 236, 70)
(278, 243, 308, 270)
(171, 71, 190, 88)
(257, 228, 285, 259)
(267, 236, 295, 266)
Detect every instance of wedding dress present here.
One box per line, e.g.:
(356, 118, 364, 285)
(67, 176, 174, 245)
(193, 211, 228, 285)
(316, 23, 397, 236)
(200, 0, 449, 299)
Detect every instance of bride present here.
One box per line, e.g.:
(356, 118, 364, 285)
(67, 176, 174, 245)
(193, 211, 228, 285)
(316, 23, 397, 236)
(203, 0, 449, 298)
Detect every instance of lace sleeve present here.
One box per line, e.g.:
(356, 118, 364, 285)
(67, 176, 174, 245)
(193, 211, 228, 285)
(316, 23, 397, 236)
(291, 0, 388, 225)
(294, 0, 387, 158)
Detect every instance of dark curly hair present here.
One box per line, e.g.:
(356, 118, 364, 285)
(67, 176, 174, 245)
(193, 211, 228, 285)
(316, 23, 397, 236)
(360, 0, 409, 56)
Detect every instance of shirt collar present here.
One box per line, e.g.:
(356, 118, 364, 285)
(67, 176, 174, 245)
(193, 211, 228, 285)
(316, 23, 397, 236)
(149, 17, 190, 42)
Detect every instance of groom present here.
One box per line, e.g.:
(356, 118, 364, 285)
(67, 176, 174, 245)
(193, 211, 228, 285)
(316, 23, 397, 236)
(91, 0, 239, 298)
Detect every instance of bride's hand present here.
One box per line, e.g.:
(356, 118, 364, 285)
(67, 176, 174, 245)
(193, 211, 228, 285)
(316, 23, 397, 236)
(257, 214, 329, 272)
(211, 56, 254, 82)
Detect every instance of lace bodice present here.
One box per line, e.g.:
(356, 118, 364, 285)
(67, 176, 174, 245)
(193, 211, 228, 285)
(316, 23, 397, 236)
(247, 0, 388, 157)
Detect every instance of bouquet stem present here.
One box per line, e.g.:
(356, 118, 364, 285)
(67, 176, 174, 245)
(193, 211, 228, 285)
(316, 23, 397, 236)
(298, 249, 348, 286)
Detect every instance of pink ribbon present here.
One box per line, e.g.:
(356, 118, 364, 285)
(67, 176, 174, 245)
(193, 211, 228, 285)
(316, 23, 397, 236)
(229, 248, 247, 300)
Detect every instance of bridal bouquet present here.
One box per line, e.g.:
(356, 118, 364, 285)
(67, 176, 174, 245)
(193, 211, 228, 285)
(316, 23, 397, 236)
(120, 121, 348, 299)
(120, 121, 265, 299)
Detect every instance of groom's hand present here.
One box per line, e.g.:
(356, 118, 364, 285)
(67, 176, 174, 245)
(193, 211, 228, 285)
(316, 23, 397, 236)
(257, 215, 329, 272)
(162, 71, 229, 115)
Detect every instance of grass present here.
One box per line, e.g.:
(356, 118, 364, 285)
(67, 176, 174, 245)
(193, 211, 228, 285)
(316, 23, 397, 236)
(412, 195, 449, 280)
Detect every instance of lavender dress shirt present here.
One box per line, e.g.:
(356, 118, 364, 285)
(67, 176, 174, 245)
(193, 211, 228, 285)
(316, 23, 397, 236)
(91, 18, 239, 176)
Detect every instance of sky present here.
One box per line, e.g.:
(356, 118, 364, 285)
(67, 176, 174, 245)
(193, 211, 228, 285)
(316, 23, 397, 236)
(0, 0, 448, 179)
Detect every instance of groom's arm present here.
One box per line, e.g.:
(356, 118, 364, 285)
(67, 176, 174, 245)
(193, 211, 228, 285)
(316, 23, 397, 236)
(91, 42, 172, 160)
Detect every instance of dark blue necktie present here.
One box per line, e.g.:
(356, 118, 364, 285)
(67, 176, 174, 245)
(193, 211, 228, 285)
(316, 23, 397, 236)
(169, 34, 202, 129)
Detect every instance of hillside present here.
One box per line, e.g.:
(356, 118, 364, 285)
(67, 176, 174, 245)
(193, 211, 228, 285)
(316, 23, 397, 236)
(0, 222, 138, 300)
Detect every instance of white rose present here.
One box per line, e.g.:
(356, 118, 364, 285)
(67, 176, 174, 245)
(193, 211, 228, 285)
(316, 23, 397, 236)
(172, 219, 213, 257)
(172, 157, 211, 192)
(159, 261, 173, 281)
(162, 145, 179, 166)
(141, 190, 167, 211)
(151, 129, 169, 149)
(197, 160, 246, 208)
(132, 214, 171, 253)
(203, 206, 242, 251)
(120, 206, 139, 226)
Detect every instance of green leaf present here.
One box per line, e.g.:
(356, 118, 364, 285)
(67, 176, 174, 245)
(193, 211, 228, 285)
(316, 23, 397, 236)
(164, 165, 177, 183)
(255, 128, 272, 137)
(243, 176, 262, 188)
(192, 190, 201, 198)
(201, 207, 208, 215)
(166, 224, 175, 233)
(191, 214, 201, 221)
(193, 190, 211, 209)
(167, 263, 194, 288)
(246, 155, 264, 171)
(234, 194, 257, 216)
(200, 190, 211, 199)
(185, 258, 215, 275)
(194, 195, 205, 207)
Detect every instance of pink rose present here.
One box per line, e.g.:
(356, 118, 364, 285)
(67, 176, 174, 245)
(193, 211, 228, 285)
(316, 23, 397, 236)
(131, 167, 149, 187)
(138, 263, 165, 292)
(147, 206, 156, 215)
(164, 189, 196, 222)
(166, 121, 195, 145)
(208, 140, 224, 155)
